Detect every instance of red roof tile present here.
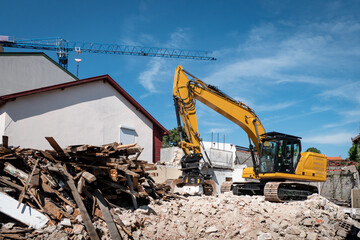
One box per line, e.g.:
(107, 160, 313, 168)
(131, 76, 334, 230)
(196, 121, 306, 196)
(327, 157, 343, 161)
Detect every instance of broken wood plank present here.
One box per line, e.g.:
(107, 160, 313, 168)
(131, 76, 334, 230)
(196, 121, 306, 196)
(44, 199, 64, 220)
(82, 171, 96, 183)
(3, 162, 29, 182)
(60, 167, 100, 240)
(30, 168, 40, 188)
(40, 150, 60, 162)
(0, 176, 24, 191)
(77, 176, 85, 194)
(45, 137, 70, 157)
(93, 189, 123, 240)
(2, 135, 8, 148)
(0, 233, 27, 240)
(126, 175, 138, 209)
(17, 158, 39, 208)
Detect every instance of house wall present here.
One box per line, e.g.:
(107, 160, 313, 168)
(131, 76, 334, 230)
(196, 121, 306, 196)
(0, 81, 154, 162)
(153, 126, 163, 163)
(0, 53, 77, 95)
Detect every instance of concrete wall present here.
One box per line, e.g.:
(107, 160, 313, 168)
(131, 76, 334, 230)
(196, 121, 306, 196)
(235, 150, 253, 167)
(0, 53, 76, 95)
(159, 144, 248, 194)
(316, 166, 360, 203)
(202, 141, 236, 168)
(160, 147, 184, 164)
(0, 81, 154, 162)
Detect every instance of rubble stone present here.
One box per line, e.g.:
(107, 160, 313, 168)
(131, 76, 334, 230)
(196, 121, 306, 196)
(205, 226, 218, 233)
(306, 232, 318, 240)
(257, 232, 272, 240)
(73, 224, 84, 235)
(285, 225, 302, 235)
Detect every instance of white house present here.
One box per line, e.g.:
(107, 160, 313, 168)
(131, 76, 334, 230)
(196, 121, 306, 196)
(0, 52, 77, 95)
(0, 75, 168, 163)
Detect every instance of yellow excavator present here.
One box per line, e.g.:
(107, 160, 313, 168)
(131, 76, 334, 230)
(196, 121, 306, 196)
(172, 65, 327, 201)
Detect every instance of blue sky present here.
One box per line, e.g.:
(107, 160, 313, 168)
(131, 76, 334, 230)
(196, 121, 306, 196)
(1, 0, 360, 158)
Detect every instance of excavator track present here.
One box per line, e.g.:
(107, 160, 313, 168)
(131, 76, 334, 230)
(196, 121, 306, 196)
(264, 182, 318, 202)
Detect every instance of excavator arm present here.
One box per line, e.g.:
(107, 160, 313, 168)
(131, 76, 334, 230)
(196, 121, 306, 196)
(173, 65, 265, 154)
(172, 66, 266, 194)
(172, 65, 327, 201)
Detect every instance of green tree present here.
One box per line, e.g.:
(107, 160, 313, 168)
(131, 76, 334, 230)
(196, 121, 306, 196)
(349, 144, 359, 162)
(306, 147, 321, 154)
(162, 127, 189, 147)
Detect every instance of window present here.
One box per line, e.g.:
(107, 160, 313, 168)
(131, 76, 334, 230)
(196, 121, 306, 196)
(120, 126, 136, 145)
(259, 140, 277, 173)
(277, 140, 300, 173)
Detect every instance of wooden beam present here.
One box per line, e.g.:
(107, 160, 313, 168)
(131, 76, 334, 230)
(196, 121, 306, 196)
(93, 189, 123, 240)
(60, 167, 99, 240)
(17, 158, 39, 208)
(2, 135, 8, 148)
(45, 137, 70, 157)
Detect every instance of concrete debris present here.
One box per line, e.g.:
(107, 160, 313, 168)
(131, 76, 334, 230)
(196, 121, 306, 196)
(114, 193, 360, 240)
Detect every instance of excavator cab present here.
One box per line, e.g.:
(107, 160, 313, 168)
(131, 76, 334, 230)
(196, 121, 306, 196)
(258, 132, 301, 175)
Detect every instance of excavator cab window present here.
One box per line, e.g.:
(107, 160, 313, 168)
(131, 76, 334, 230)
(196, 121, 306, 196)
(259, 132, 302, 174)
(259, 140, 277, 173)
(276, 140, 301, 173)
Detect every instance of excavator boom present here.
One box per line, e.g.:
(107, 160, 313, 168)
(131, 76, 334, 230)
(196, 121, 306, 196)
(172, 65, 327, 201)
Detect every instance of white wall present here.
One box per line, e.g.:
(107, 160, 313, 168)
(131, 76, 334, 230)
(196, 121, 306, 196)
(0, 54, 76, 95)
(202, 141, 236, 168)
(0, 81, 154, 162)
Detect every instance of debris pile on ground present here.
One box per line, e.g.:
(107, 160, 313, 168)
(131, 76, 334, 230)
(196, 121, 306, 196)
(2, 136, 360, 239)
(0, 136, 170, 240)
(117, 193, 360, 240)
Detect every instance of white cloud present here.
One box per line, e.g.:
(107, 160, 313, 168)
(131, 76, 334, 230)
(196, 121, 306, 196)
(168, 28, 191, 48)
(256, 101, 298, 112)
(138, 59, 163, 93)
(264, 106, 330, 124)
(322, 109, 360, 129)
(208, 128, 231, 134)
(137, 28, 191, 95)
(321, 82, 360, 104)
(303, 132, 354, 145)
(204, 18, 360, 92)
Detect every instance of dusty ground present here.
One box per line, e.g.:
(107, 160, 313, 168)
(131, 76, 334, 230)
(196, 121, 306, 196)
(116, 193, 359, 240)
(12, 193, 359, 240)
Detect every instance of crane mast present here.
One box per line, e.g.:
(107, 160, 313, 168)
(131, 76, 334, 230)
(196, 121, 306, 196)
(0, 36, 216, 69)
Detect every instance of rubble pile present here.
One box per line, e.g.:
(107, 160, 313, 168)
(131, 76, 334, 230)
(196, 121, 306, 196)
(1, 137, 360, 240)
(117, 193, 360, 240)
(0, 137, 169, 240)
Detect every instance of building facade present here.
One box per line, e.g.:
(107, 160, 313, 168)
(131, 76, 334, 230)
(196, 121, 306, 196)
(0, 75, 168, 163)
(0, 52, 77, 95)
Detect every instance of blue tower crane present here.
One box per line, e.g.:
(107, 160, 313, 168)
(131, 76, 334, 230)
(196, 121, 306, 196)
(0, 36, 216, 69)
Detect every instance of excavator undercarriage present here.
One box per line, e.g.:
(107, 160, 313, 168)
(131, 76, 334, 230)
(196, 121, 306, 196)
(232, 181, 318, 202)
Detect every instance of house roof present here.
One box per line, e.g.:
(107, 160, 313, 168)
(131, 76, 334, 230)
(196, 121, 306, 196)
(0, 52, 78, 80)
(0, 75, 169, 135)
(327, 157, 343, 161)
(353, 134, 360, 143)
